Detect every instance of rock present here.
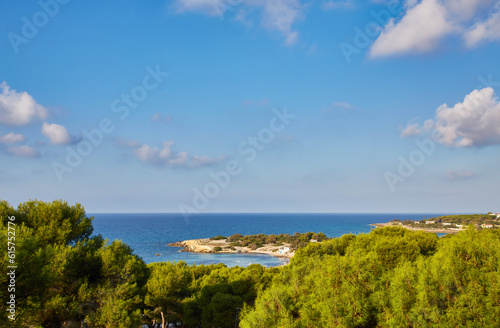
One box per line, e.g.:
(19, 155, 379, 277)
(168, 241, 186, 247)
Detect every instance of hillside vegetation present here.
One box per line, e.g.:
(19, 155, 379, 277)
(394, 213, 499, 230)
(222, 232, 328, 250)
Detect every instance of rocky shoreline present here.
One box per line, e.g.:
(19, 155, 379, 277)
(168, 238, 295, 258)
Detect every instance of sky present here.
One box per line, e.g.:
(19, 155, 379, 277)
(1, 0, 500, 214)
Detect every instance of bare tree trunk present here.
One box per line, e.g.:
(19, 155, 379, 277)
(161, 311, 165, 328)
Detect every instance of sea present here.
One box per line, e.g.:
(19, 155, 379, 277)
(90, 213, 445, 268)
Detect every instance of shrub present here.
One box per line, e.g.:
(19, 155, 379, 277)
(210, 235, 227, 241)
(228, 234, 243, 242)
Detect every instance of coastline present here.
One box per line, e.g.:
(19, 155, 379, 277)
(168, 238, 295, 259)
(370, 222, 460, 234)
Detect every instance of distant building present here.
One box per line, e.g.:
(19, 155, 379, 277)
(426, 221, 435, 225)
(443, 223, 452, 226)
(456, 224, 463, 229)
(482, 224, 493, 229)
(310, 239, 318, 243)
(279, 246, 290, 254)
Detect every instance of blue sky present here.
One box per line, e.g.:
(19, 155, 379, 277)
(1, 0, 500, 214)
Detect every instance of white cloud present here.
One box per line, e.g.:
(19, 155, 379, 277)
(404, 88, 500, 147)
(260, 0, 302, 45)
(323, 101, 355, 113)
(191, 154, 224, 167)
(446, 169, 476, 180)
(174, 0, 303, 45)
(6, 145, 40, 158)
(169, 151, 189, 166)
(174, 0, 229, 16)
(465, 5, 500, 46)
(370, 0, 500, 57)
(447, 0, 496, 20)
(133, 141, 175, 164)
(151, 113, 174, 124)
(400, 122, 421, 137)
(0, 81, 48, 126)
(0, 132, 26, 144)
(133, 144, 160, 163)
(41, 122, 75, 145)
(434, 88, 500, 147)
(370, 0, 455, 57)
(123, 139, 225, 168)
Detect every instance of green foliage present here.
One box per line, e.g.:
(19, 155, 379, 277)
(210, 235, 227, 240)
(241, 227, 500, 328)
(227, 233, 243, 242)
(401, 213, 499, 228)
(143, 261, 276, 328)
(3, 199, 499, 328)
(86, 240, 149, 327)
(227, 231, 329, 250)
(0, 200, 149, 328)
(6, 199, 94, 245)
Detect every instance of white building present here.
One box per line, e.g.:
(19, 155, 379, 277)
(279, 246, 290, 254)
(426, 221, 435, 225)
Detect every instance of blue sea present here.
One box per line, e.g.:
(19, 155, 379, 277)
(90, 213, 444, 267)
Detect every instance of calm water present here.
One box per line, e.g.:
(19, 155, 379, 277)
(89, 213, 444, 267)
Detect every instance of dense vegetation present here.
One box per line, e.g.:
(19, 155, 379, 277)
(224, 232, 328, 250)
(241, 226, 500, 327)
(2, 200, 500, 327)
(394, 213, 499, 229)
(0, 199, 148, 327)
(423, 213, 498, 225)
